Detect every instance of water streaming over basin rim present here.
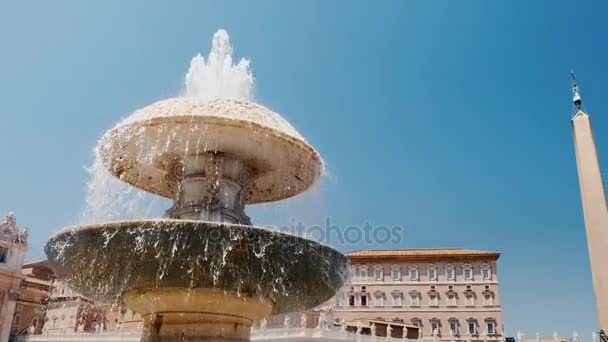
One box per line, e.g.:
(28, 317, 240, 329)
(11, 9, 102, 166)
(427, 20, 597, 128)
(99, 98, 324, 204)
(45, 219, 348, 315)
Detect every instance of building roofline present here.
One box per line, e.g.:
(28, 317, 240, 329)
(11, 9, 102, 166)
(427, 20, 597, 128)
(22, 258, 52, 268)
(345, 248, 500, 262)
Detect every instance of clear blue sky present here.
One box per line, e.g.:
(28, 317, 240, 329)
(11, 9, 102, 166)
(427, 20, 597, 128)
(1, 0, 607, 337)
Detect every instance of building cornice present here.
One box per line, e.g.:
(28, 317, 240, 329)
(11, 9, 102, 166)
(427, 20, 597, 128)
(346, 248, 500, 263)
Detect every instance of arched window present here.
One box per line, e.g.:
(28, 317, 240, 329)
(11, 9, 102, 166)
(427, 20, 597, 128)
(445, 264, 455, 281)
(481, 264, 492, 280)
(391, 265, 401, 282)
(427, 264, 437, 281)
(391, 290, 403, 306)
(467, 318, 478, 335)
(409, 290, 421, 306)
(360, 265, 369, 281)
(484, 318, 497, 335)
(430, 318, 440, 335)
(373, 265, 384, 282)
(408, 265, 419, 281)
(463, 264, 473, 281)
(448, 318, 459, 336)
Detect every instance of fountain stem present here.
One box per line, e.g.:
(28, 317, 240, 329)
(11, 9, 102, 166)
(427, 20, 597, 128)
(124, 288, 272, 342)
(164, 152, 253, 225)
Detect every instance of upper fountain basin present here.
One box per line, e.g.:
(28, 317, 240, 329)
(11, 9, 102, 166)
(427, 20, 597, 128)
(99, 98, 323, 203)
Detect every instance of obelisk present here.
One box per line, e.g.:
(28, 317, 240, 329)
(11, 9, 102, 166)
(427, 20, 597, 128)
(571, 73, 608, 330)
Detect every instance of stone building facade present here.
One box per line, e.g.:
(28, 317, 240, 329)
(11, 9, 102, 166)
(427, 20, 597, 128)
(0, 213, 28, 342)
(42, 281, 107, 335)
(40, 279, 144, 336)
(10, 259, 53, 337)
(332, 248, 503, 341)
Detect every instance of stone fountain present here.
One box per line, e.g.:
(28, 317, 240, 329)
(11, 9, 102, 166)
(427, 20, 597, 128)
(45, 31, 347, 341)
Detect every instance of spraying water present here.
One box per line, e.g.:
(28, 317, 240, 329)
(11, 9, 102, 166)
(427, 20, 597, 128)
(80, 29, 255, 224)
(184, 29, 254, 101)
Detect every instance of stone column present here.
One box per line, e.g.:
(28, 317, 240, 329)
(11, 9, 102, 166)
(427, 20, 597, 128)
(0, 290, 20, 342)
(572, 110, 608, 330)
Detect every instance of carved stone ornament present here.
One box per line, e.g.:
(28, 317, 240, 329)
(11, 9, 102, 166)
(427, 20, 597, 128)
(0, 212, 28, 245)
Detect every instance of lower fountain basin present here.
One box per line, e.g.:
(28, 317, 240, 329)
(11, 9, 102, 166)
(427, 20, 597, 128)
(44, 219, 348, 315)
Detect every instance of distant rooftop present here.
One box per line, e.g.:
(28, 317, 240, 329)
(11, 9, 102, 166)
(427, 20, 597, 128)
(346, 248, 500, 261)
(22, 258, 53, 268)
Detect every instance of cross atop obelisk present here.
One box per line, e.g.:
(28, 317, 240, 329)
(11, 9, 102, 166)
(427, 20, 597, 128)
(572, 71, 583, 111)
(571, 73, 608, 331)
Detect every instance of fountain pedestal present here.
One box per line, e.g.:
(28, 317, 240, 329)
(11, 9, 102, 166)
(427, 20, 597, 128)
(164, 153, 253, 225)
(125, 288, 271, 341)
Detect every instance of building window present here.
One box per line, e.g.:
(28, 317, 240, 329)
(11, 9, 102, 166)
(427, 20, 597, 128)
(465, 296, 475, 306)
(393, 293, 402, 306)
(410, 293, 420, 306)
(448, 285, 453, 291)
(361, 295, 367, 307)
(409, 266, 419, 281)
(449, 321, 459, 335)
(349, 295, 355, 307)
(392, 267, 401, 281)
(360, 267, 368, 280)
(375, 293, 384, 306)
(464, 264, 473, 281)
(430, 295, 439, 306)
(0, 246, 8, 264)
(446, 265, 455, 281)
(486, 321, 496, 335)
(468, 321, 477, 335)
(14, 315, 21, 326)
(431, 320, 439, 335)
(483, 294, 493, 306)
(448, 295, 457, 306)
(374, 266, 384, 281)
(484, 284, 490, 290)
(0, 246, 8, 263)
(428, 265, 437, 281)
(482, 265, 491, 280)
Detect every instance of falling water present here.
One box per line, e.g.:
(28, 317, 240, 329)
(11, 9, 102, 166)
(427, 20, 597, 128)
(80, 29, 255, 225)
